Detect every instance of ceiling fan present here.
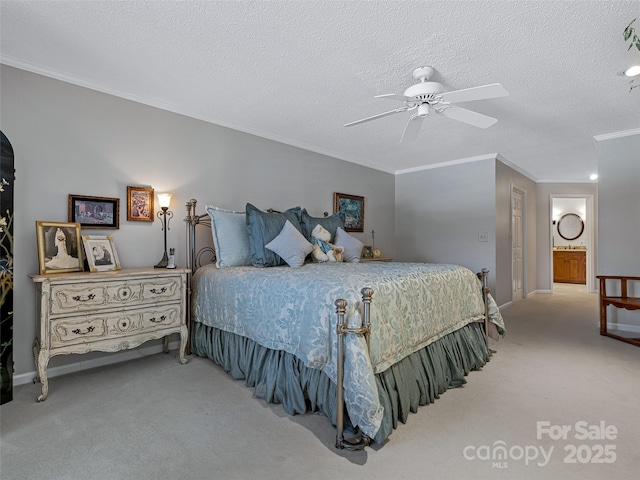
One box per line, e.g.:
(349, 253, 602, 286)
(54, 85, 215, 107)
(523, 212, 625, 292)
(344, 66, 509, 143)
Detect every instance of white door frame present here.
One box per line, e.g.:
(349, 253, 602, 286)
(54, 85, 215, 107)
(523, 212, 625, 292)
(549, 194, 595, 292)
(511, 183, 527, 301)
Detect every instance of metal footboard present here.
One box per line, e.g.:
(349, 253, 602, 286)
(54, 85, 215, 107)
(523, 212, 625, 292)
(334, 287, 374, 450)
(334, 270, 492, 449)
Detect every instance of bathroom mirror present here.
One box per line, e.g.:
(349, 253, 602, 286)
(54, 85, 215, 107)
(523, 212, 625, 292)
(557, 213, 584, 241)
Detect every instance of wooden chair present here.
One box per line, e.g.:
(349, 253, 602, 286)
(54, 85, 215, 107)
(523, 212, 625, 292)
(597, 275, 640, 347)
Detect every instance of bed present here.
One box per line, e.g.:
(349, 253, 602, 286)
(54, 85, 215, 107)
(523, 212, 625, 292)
(185, 199, 505, 448)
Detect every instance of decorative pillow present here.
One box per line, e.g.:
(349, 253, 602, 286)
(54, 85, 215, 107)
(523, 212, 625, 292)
(245, 203, 303, 267)
(265, 220, 314, 268)
(205, 205, 252, 268)
(334, 226, 364, 263)
(300, 208, 344, 242)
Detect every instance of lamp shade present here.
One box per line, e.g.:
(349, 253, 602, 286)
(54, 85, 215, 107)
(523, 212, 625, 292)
(157, 193, 172, 208)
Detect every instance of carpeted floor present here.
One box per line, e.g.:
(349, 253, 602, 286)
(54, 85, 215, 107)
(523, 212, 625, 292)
(1, 288, 638, 480)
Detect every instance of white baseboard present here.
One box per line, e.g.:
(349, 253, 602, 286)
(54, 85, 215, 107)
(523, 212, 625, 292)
(498, 301, 513, 310)
(608, 322, 640, 334)
(13, 340, 181, 387)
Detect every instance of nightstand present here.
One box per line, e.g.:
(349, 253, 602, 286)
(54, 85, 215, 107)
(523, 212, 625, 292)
(360, 257, 394, 262)
(30, 268, 189, 401)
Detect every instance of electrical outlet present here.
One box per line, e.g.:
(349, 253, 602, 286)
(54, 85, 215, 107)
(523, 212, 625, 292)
(478, 232, 489, 242)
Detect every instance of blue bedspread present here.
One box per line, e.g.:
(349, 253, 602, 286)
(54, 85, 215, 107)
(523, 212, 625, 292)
(192, 262, 505, 439)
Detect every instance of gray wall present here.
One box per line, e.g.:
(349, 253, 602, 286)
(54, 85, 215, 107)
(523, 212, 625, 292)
(0, 66, 395, 377)
(395, 159, 498, 297)
(395, 158, 538, 307)
(596, 132, 640, 329)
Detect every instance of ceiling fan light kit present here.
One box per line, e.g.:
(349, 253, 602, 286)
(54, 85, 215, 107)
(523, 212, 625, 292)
(345, 66, 509, 143)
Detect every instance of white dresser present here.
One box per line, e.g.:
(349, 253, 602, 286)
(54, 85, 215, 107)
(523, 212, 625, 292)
(30, 268, 190, 401)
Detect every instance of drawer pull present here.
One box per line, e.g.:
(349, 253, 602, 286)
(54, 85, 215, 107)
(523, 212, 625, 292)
(72, 294, 96, 302)
(72, 326, 96, 335)
(149, 315, 167, 323)
(149, 287, 167, 295)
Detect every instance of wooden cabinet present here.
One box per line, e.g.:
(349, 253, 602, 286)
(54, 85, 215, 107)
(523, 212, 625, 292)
(553, 250, 586, 284)
(30, 268, 189, 401)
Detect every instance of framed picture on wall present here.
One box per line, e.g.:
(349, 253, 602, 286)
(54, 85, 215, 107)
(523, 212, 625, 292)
(82, 235, 121, 272)
(68, 194, 119, 229)
(333, 192, 364, 232)
(36, 221, 83, 274)
(127, 186, 154, 222)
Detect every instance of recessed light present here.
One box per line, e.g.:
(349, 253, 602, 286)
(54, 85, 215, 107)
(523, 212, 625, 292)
(622, 65, 640, 77)
(589, 173, 598, 181)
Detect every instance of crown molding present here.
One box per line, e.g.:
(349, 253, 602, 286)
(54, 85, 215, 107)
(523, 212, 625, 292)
(593, 128, 640, 142)
(394, 154, 498, 175)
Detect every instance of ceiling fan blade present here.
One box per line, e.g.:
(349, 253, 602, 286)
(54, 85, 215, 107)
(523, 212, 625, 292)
(442, 106, 498, 128)
(440, 83, 509, 103)
(375, 93, 415, 102)
(400, 114, 425, 144)
(344, 107, 411, 127)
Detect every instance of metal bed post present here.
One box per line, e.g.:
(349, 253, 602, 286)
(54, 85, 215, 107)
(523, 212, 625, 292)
(335, 287, 374, 450)
(477, 268, 496, 354)
(183, 199, 197, 355)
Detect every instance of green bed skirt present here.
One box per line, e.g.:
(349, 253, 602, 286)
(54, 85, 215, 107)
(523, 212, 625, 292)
(190, 321, 490, 444)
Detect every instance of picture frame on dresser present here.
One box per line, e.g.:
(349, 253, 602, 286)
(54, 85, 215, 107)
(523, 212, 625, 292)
(36, 221, 83, 274)
(333, 192, 365, 232)
(126, 186, 154, 222)
(68, 194, 119, 229)
(82, 235, 121, 272)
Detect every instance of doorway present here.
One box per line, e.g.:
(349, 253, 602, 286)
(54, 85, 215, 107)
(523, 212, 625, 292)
(550, 195, 595, 293)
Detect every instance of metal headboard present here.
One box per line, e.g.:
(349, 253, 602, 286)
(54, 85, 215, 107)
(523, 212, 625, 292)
(184, 198, 215, 273)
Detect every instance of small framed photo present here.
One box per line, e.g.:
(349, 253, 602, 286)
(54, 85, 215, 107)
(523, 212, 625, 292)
(82, 235, 121, 272)
(127, 186, 154, 222)
(68, 194, 119, 229)
(36, 221, 83, 274)
(334, 192, 364, 232)
(362, 245, 374, 259)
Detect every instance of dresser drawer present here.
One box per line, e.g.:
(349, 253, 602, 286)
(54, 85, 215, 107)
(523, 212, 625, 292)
(50, 304, 182, 348)
(50, 276, 183, 314)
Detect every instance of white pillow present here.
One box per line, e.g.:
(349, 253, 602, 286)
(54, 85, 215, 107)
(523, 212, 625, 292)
(334, 227, 364, 263)
(265, 220, 314, 268)
(206, 205, 252, 268)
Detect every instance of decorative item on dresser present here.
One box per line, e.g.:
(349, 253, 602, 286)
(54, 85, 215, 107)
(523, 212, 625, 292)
(35, 221, 83, 275)
(29, 268, 189, 402)
(82, 235, 121, 272)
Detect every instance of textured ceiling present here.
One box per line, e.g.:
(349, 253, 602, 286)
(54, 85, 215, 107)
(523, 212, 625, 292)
(1, 1, 639, 182)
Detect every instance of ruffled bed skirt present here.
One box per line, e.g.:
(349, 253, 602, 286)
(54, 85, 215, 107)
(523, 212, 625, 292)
(191, 321, 490, 444)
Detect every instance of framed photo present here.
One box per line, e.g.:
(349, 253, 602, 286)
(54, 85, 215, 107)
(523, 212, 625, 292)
(333, 192, 364, 232)
(36, 221, 83, 274)
(68, 194, 119, 229)
(127, 186, 154, 222)
(82, 235, 121, 272)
